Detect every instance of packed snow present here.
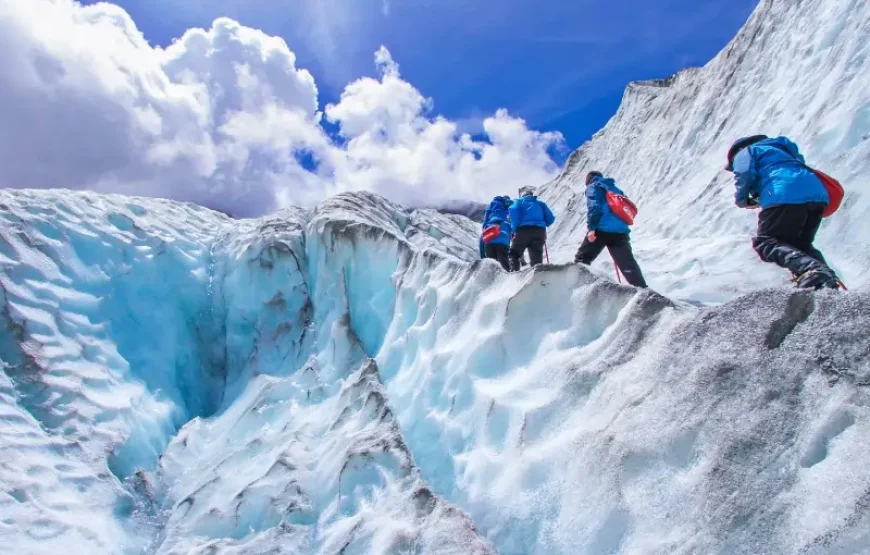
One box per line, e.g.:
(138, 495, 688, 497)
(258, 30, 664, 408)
(3, 0, 870, 554)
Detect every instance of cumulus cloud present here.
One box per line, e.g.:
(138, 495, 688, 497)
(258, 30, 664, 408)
(0, 0, 564, 216)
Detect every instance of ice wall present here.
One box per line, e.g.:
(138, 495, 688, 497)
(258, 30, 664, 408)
(0, 190, 230, 552)
(378, 259, 870, 554)
(0, 189, 492, 554)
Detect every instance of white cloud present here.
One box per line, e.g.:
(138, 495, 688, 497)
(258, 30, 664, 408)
(0, 0, 564, 216)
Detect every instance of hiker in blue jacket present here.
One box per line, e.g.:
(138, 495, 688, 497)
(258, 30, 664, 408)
(481, 195, 513, 270)
(725, 135, 841, 290)
(508, 186, 555, 271)
(574, 172, 647, 288)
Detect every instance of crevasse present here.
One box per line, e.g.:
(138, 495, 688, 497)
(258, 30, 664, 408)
(2, 188, 870, 555)
(0, 189, 496, 554)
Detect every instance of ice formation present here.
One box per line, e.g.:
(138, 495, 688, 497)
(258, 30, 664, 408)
(0, 189, 493, 554)
(2, 0, 870, 554)
(3, 184, 870, 554)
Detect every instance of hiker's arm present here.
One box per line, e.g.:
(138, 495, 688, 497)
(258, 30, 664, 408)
(733, 149, 759, 208)
(542, 202, 555, 226)
(585, 186, 603, 230)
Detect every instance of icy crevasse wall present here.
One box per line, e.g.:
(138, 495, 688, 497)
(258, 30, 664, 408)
(0, 191, 229, 466)
(0, 190, 231, 552)
(0, 189, 493, 554)
(539, 0, 870, 303)
(3, 187, 870, 555)
(145, 196, 494, 554)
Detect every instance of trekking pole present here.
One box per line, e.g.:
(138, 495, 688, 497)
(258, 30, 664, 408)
(544, 242, 550, 264)
(613, 259, 622, 284)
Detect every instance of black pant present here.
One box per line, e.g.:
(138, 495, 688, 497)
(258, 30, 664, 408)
(484, 243, 510, 271)
(752, 203, 832, 277)
(510, 226, 547, 271)
(574, 231, 648, 288)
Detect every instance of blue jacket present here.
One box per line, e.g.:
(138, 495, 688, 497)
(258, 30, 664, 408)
(509, 195, 555, 229)
(586, 176, 630, 234)
(732, 136, 828, 209)
(482, 196, 512, 229)
(482, 217, 512, 246)
(481, 196, 513, 246)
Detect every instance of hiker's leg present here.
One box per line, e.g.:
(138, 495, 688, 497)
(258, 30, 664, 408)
(795, 203, 829, 266)
(526, 228, 546, 266)
(753, 205, 827, 276)
(494, 244, 511, 271)
(606, 234, 648, 288)
(574, 236, 606, 264)
(509, 228, 532, 272)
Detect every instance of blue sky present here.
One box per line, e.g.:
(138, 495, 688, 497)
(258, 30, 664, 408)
(82, 0, 759, 162)
(3, 0, 761, 215)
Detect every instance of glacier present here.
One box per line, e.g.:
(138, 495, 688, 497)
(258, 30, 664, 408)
(3, 0, 870, 554)
(2, 185, 870, 555)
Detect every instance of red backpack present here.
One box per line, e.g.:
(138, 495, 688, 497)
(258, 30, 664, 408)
(481, 224, 501, 243)
(605, 191, 638, 225)
(769, 144, 844, 218)
(810, 169, 844, 218)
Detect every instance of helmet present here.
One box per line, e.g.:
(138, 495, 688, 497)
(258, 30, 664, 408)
(585, 171, 603, 184)
(518, 185, 537, 197)
(726, 135, 768, 171)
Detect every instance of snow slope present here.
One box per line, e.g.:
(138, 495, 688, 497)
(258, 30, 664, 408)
(539, 0, 870, 304)
(2, 186, 870, 555)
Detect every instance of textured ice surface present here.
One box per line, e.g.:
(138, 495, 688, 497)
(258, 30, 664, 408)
(3, 0, 870, 553)
(2, 186, 870, 555)
(0, 189, 493, 554)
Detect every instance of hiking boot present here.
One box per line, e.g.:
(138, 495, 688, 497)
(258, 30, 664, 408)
(794, 269, 841, 290)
